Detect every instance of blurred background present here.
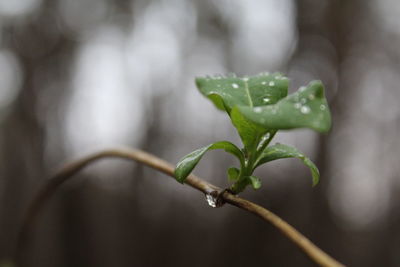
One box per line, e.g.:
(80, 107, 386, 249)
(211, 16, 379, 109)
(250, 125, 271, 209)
(0, 0, 399, 266)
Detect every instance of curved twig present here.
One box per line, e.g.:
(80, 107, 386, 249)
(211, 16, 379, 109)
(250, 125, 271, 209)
(15, 148, 344, 267)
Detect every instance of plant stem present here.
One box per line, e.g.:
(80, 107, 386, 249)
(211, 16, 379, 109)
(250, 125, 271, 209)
(230, 130, 278, 193)
(256, 130, 277, 158)
(15, 148, 344, 267)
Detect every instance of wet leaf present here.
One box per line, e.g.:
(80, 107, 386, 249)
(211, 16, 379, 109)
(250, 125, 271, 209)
(238, 81, 331, 133)
(195, 73, 288, 112)
(195, 73, 289, 150)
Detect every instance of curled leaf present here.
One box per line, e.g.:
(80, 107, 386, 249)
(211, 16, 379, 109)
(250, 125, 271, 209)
(227, 167, 240, 181)
(174, 141, 244, 183)
(255, 143, 320, 186)
(247, 175, 262, 190)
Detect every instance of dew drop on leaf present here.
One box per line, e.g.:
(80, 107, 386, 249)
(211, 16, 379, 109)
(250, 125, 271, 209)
(261, 132, 270, 142)
(232, 83, 239, 89)
(261, 81, 267, 85)
(300, 105, 311, 114)
(263, 97, 271, 103)
(254, 107, 262, 113)
(257, 132, 271, 149)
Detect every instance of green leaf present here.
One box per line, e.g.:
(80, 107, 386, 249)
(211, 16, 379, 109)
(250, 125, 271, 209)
(247, 175, 261, 189)
(174, 141, 244, 183)
(227, 167, 240, 181)
(195, 73, 289, 113)
(195, 73, 289, 150)
(230, 175, 261, 193)
(230, 107, 267, 152)
(237, 81, 331, 133)
(255, 143, 320, 186)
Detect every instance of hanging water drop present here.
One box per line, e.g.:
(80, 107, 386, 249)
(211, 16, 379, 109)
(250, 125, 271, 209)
(205, 194, 217, 208)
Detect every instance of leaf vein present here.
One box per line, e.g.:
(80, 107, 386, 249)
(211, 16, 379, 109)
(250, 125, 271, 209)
(244, 80, 253, 108)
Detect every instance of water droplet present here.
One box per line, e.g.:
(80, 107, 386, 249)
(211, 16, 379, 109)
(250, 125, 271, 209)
(205, 194, 217, 208)
(262, 133, 270, 142)
(320, 104, 326, 110)
(263, 97, 271, 103)
(261, 81, 267, 85)
(300, 98, 307, 104)
(242, 77, 249, 82)
(308, 94, 315, 100)
(300, 106, 311, 114)
(232, 83, 239, 89)
(294, 103, 301, 109)
(299, 86, 306, 92)
(269, 81, 275, 86)
(257, 133, 270, 149)
(254, 107, 262, 113)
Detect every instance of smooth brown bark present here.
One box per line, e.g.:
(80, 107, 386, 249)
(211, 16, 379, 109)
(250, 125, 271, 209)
(16, 148, 345, 267)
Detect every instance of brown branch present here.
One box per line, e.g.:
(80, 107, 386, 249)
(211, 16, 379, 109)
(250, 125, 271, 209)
(15, 148, 345, 267)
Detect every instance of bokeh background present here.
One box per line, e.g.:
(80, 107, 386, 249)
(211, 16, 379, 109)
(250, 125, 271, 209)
(1, 0, 399, 266)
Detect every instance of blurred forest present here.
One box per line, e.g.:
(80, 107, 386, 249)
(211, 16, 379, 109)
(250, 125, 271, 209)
(1, 0, 400, 266)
